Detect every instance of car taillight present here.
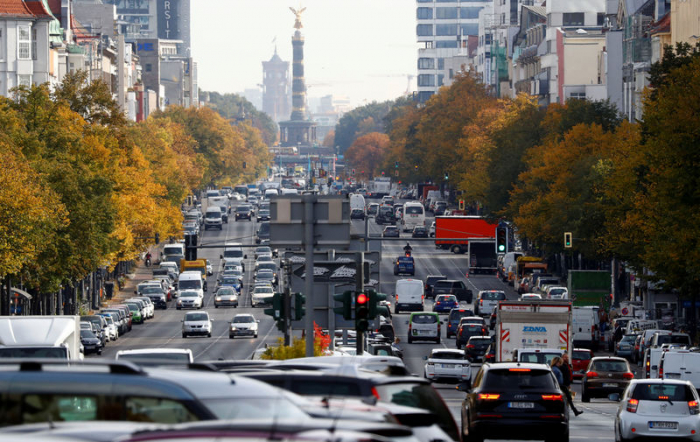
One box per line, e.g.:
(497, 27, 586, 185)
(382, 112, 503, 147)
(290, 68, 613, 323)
(627, 398, 639, 413)
(479, 299, 483, 306)
(623, 372, 634, 380)
(659, 362, 664, 377)
(689, 400, 700, 415)
(646, 359, 650, 378)
(467, 344, 475, 349)
(587, 371, 599, 379)
(541, 394, 563, 401)
(459, 328, 463, 337)
(371, 387, 380, 400)
(436, 301, 441, 305)
(478, 394, 500, 400)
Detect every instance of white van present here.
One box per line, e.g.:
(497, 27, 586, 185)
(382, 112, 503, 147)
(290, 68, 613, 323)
(499, 252, 523, 281)
(572, 306, 599, 350)
(204, 206, 223, 230)
(625, 319, 661, 335)
(177, 271, 205, 298)
(401, 202, 425, 232)
(162, 243, 185, 262)
(394, 279, 424, 314)
(264, 188, 279, 198)
(660, 350, 700, 388)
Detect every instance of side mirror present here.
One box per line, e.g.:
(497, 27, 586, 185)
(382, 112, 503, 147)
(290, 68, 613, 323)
(422, 355, 428, 361)
(244, 255, 248, 259)
(181, 319, 184, 322)
(257, 320, 261, 323)
(608, 393, 621, 402)
(456, 381, 471, 392)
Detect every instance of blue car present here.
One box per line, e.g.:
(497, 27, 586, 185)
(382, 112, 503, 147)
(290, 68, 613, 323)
(394, 256, 415, 275)
(433, 294, 459, 314)
(217, 276, 242, 293)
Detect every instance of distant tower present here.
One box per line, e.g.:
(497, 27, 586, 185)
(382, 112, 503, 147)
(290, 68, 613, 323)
(279, 6, 317, 147)
(262, 48, 290, 123)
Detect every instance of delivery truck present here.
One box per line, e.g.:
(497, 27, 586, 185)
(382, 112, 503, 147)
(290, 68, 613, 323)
(495, 300, 572, 362)
(434, 216, 498, 254)
(0, 315, 83, 360)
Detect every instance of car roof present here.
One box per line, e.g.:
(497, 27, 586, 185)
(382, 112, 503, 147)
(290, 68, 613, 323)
(117, 348, 192, 356)
(430, 348, 464, 355)
(483, 362, 552, 371)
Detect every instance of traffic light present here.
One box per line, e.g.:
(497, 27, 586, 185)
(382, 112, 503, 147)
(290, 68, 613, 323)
(352, 169, 356, 176)
(154, 233, 160, 245)
(293, 292, 306, 321)
(564, 232, 572, 248)
(333, 291, 353, 320)
(184, 233, 197, 260)
(264, 292, 283, 321)
(459, 200, 465, 211)
(495, 225, 508, 254)
(242, 161, 247, 169)
(355, 292, 370, 333)
(395, 161, 399, 169)
(444, 172, 449, 180)
(367, 290, 387, 319)
(414, 165, 418, 171)
(395, 170, 399, 177)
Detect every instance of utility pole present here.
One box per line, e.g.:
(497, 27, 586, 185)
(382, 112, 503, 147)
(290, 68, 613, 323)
(355, 251, 364, 356)
(303, 194, 315, 357)
(282, 259, 292, 346)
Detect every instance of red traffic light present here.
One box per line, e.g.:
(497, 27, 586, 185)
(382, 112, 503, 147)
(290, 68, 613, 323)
(356, 293, 368, 305)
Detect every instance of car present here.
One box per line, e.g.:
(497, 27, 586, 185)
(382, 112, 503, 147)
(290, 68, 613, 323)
(408, 312, 440, 344)
(432, 294, 459, 314)
(176, 290, 203, 310)
(424, 274, 447, 299)
(367, 203, 379, 216)
(251, 285, 275, 307)
(124, 302, 143, 324)
(254, 246, 273, 260)
(582, 356, 634, 402)
(545, 286, 569, 300)
(375, 206, 396, 225)
(214, 286, 239, 308)
(205, 259, 213, 276)
(411, 226, 428, 238)
(116, 348, 194, 365)
(229, 314, 259, 338)
(512, 348, 564, 365)
(459, 362, 569, 442)
(256, 221, 270, 244)
(432, 279, 472, 303)
(489, 306, 497, 330)
(80, 329, 102, 355)
(483, 342, 496, 363)
(474, 290, 506, 316)
(519, 293, 542, 301)
(182, 311, 212, 338)
(446, 308, 475, 338)
(218, 206, 229, 223)
(615, 334, 638, 360)
(257, 208, 271, 221)
(429, 221, 436, 237)
(423, 348, 471, 383)
(464, 336, 491, 362)
(235, 205, 253, 220)
(183, 221, 199, 236)
(572, 348, 594, 380)
(383, 225, 400, 237)
(247, 195, 259, 206)
(393, 256, 415, 276)
(612, 379, 700, 442)
(97, 313, 119, 340)
(217, 275, 242, 292)
(255, 269, 276, 286)
(456, 321, 489, 349)
(139, 286, 167, 309)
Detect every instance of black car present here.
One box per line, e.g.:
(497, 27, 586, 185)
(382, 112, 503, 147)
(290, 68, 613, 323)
(460, 363, 568, 442)
(375, 206, 396, 225)
(80, 329, 103, 355)
(456, 322, 489, 349)
(411, 226, 428, 238)
(446, 308, 475, 338)
(464, 336, 491, 362)
(425, 275, 447, 299)
(256, 221, 270, 244)
(433, 280, 473, 303)
(235, 205, 253, 220)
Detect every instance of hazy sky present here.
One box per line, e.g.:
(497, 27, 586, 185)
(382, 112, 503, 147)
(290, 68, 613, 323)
(191, 0, 417, 108)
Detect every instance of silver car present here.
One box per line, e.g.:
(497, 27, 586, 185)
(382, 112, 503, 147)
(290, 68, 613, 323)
(229, 314, 259, 339)
(177, 290, 203, 310)
(182, 311, 212, 338)
(614, 379, 700, 441)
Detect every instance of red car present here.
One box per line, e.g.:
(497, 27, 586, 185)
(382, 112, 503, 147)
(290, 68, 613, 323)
(572, 348, 594, 379)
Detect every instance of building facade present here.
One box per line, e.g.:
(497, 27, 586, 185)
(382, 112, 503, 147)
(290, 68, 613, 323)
(262, 49, 290, 123)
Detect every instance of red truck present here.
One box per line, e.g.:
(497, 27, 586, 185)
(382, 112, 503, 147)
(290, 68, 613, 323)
(435, 216, 499, 273)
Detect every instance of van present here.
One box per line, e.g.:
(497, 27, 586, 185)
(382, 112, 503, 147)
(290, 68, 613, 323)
(394, 279, 424, 314)
(401, 202, 425, 232)
(264, 188, 279, 198)
(659, 350, 700, 388)
(204, 206, 223, 230)
(499, 252, 523, 282)
(350, 193, 366, 211)
(625, 319, 661, 335)
(474, 290, 506, 316)
(513, 348, 564, 365)
(162, 243, 185, 263)
(572, 307, 599, 350)
(407, 312, 440, 344)
(177, 271, 205, 298)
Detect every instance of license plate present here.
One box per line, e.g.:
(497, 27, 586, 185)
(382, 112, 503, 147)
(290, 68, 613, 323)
(649, 421, 678, 429)
(441, 364, 455, 369)
(603, 383, 618, 388)
(508, 402, 534, 409)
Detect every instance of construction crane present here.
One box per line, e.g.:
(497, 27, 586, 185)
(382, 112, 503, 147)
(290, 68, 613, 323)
(369, 74, 416, 95)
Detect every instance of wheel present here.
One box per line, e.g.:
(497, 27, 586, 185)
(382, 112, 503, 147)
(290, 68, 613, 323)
(407, 336, 413, 344)
(582, 388, 591, 403)
(254, 333, 258, 338)
(464, 419, 484, 442)
(176, 307, 181, 310)
(208, 333, 212, 338)
(456, 343, 462, 349)
(395, 306, 400, 314)
(229, 335, 234, 339)
(545, 430, 569, 442)
(451, 245, 463, 254)
(215, 305, 218, 308)
(97, 349, 102, 355)
(182, 333, 187, 338)
(394, 269, 398, 275)
(436, 337, 441, 344)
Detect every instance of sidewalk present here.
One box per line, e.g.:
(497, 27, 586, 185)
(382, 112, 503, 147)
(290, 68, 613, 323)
(104, 245, 165, 307)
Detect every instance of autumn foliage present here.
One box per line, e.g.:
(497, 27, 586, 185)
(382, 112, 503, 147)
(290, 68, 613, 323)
(344, 132, 390, 179)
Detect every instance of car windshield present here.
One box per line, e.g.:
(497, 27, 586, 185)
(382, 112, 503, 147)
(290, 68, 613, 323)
(258, 263, 276, 272)
(631, 383, 695, 401)
(255, 287, 273, 294)
(450, 310, 474, 322)
(412, 314, 437, 324)
(179, 280, 201, 290)
(233, 316, 255, 323)
(483, 369, 556, 390)
(520, 352, 561, 365)
(591, 360, 628, 372)
(435, 281, 454, 288)
(126, 304, 139, 312)
(431, 352, 462, 360)
(180, 292, 199, 298)
(206, 396, 308, 421)
(217, 288, 235, 295)
(657, 335, 691, 345)
(621, 335, 637, 343)
(405, 206, 423, 214)
(573, 351, 592, 361)
(481, 292, 506, 300)
(469, 338, 491, 345)
(256, 247, 271, 253)
(437, 296, 457, 302)
(120, 353, 191, 363)
(221, 277, 239, 285)
(236, 206, 250, 212)
(80, 330, 96, 338)
(461, 324, 484, 331)
(141, 287, 162, 294)
(185, 313, 208, 321)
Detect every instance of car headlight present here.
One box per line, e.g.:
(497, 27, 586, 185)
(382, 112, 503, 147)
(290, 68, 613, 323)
(230, 326, 237, 331)
(215, 296, 222, 301)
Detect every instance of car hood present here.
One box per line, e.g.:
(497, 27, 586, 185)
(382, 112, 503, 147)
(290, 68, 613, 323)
(232, 322, 257, 330)
(184, 320, 210, 327)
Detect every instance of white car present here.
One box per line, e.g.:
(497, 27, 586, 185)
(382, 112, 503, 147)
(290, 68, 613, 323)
(423, 348, 471, 383)
(177, 290, 203, 310)
(251, 285, 275, 307)
(229, 314, 259, 339)
(254, 246, 273, 260)
(182, 311, 212, 338)
(214, 287, 239, 308)
(519, 293, 542, 301)
(614, 379, 700, 442)
(546, 286, 569, 299)
(429, 221, 436, 238)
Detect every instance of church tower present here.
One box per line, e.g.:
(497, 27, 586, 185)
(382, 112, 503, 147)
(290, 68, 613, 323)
(262, 48, 290, 123)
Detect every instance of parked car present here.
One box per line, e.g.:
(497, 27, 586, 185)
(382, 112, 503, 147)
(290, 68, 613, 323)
(582, 356, 634, 402)
(80, 329, 102, 355)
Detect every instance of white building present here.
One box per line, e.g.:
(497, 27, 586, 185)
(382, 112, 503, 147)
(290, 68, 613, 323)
(0, 0, 57, 96)
(416, 0, 489, 103)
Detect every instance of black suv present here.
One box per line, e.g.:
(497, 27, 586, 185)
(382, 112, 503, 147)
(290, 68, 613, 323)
(446, 308, 475, 338)
(235, 205, 253, 221)
(460, 362, 568, 442)
(456, 322, 489, 349)
(375, 206, 396, 225)
(433, 280, 472, 303)
(424, 274, 447, 299)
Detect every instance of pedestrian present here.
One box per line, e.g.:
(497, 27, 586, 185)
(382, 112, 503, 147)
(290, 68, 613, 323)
(551, 356, 583, 416)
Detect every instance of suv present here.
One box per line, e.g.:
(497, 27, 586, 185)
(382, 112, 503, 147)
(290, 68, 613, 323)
(432, 280, 472, 303)
(446, 308, 475, 339)
(474, 290, 506, 316)
(465, 336, 491, 362)
(582, 356, 634, 402)
(456, 321, 489, 349)
(235, 205, 253, 221)
(408, 312, 440, 344)
(460, 362, 568, 442)
(424, 274, 447, 299)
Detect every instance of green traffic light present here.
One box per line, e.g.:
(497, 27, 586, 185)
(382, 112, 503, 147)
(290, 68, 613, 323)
(498, 245, 505, 252)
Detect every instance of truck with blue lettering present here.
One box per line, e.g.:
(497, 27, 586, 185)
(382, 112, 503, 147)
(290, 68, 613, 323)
(495, 300, 572, 362)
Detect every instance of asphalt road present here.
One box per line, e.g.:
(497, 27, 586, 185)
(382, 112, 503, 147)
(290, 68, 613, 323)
(98, 196, 620, 442)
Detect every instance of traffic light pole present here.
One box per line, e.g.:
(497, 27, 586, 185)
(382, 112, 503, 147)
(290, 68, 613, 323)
(282, 259, 292, 346)
(356, 251, 364, 356)
(303, 194, 316, 357)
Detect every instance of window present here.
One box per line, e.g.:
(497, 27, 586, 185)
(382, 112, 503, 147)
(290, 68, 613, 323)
(417, 74, 435, 87)
(460, 7, 482, 19)
(435, 7, 458, 19)
(125, 397, 198, 423)
(597, 13, 605, 26)
(437, 74, 444, 86)
(18, 25, 31, 60)
(449, 68, 454, 79)
(417, 7, 433, 19)
(460, 24, 479, 36)
(568, 92, 586, 100)
(437, 58, 444, 70)
(417, 0, 433, 2)
(21, 395, 98, 424)
(563, 12, 584, 26)
(0, 29, 2, 60)
(417, 24, 433, 36)
(418, 58, 435, 69)
(32, 28, 37, 60)
(485, 33, 492, 45)
(145, 63, 152, 72)
(435, 24, 458, 36)
(436, 40, 458, 48)
(417, 91, 434, 102)
(18, 75, 31, 87)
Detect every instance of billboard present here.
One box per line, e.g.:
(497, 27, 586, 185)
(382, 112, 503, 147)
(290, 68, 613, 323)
(157, 0, 181, 40)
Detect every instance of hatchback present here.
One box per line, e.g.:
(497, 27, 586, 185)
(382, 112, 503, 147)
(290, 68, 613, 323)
(456, 322, 489, 349)
(214, 286, 239, 308)
(412, 226, 428, 238)
(408, 312, 441, 344)
(383, 225, 400, 237)
(465, 336, 491, 362)
(182, 311, 212, 338)
(229, 314, 259, 338)
(423, 348, 471, 383)
(446, 308, 475, 339)
(572, 348, 594, 379)
(582, 356, 634, 402)
(432, 295, 459, 314)
(615, 334, 638, 361)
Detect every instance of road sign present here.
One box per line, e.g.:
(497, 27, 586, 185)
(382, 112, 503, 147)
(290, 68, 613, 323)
(269, 195, 350, 250)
